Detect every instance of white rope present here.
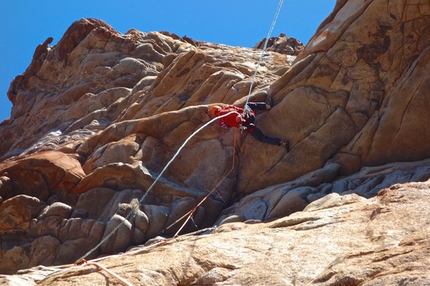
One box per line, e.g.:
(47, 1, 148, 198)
(244, 0, 285, 112)
(77, 111, 236, 262)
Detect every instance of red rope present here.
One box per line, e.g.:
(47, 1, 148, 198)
(166, 128, 238, 237)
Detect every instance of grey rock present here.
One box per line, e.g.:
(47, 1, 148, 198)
(44, 202, 72, 218)
(100, 214, 133, 254)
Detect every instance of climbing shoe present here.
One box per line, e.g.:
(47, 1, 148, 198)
(265, 97, 274, 109)
(280, 140, 290, 152)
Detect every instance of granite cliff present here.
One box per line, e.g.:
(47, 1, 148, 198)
(1, 0, 430, 284)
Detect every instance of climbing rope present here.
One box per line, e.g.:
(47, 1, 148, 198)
(164, 128, 238, 237)
(76, 111, 238, 263)
(79, 259, 134, 286)
(162, 0, 285, 236)
(244, 0, 285, 114)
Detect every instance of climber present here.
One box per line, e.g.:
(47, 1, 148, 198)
(210, 100, 290, 151)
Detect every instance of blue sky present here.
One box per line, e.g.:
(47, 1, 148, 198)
(0, 0, 336, 121)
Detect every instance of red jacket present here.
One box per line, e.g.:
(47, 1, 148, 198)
(216, 105, 255, 131)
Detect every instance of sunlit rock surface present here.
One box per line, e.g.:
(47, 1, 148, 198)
(1, 0, 430, 283)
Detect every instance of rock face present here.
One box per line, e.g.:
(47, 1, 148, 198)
(0, 17, 300, 275)
(4, 183, 430, 285)
(1, 0, 430, 283)
(254, 32, 304, 55)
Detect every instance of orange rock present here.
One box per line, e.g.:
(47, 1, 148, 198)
(0, 151, 85, 201)
(0, 195, 46, 232)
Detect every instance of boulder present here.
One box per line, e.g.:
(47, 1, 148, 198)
(100, 214, 133, 254)
(0, 151, 85, 202)
(42, 202, 72, 218)
(254, 32, 304, 55)
(0, 195, 46, 231)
